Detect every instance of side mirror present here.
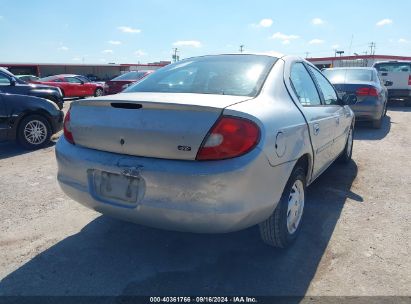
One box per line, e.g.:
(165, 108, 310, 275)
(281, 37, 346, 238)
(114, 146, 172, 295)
(10, 77, 17, 86)
(384, 80, 393, 87)
(341, 93, 357, 105)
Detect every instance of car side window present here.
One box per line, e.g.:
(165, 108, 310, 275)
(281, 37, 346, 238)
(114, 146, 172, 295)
(0, 73, 11, 86)
(290, 63, 321, 106)
(308, 66, 339, 105)
(64, 77, 82, 84)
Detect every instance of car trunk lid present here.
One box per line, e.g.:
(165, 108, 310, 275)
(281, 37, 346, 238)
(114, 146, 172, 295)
(69, 92, 252, 160)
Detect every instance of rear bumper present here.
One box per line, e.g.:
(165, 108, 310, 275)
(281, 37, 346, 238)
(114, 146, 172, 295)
(55, 138, 294, 233)
(350, 98, 384, 121)
(387, 89, 411, 99)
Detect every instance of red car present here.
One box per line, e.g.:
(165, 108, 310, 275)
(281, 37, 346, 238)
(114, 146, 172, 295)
(105, 70, 153, 95)
(33, 74, 105, 98)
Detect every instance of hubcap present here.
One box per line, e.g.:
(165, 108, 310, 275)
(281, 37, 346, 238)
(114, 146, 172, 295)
(347, 128, 353, 157)
(286, 179, 305, 234)
(24, 120, 47, 145)
(96, 89, 103, 96)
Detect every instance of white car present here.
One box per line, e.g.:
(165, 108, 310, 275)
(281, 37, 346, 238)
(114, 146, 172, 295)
(56, 54, 355, 248)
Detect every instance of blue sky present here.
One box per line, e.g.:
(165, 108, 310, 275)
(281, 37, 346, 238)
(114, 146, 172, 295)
(1, 0, 411, 64)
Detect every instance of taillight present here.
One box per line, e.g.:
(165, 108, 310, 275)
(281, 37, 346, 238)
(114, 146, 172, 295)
(63, 110, 75, 144)
(408, 75, 411, 85)
(196, 116, 260, 161)
(356, 87, 378, 96)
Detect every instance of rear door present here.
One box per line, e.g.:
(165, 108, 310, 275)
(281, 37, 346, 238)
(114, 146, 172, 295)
(307, 65, 351, 159)
(287, 61, 337, 178)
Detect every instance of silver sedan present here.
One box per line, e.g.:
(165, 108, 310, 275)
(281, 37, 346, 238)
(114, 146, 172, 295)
(56, 54, 355, 248)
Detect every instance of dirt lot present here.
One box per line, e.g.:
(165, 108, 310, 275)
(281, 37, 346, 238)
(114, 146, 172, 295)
(0, 102, 410, 297)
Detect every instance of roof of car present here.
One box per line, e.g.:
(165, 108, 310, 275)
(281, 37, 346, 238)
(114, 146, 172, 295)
(324, 67, 376, 70)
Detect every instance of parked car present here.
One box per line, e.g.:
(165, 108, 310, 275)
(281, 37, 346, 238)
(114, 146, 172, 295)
(373, 61, 411, 105)
(322, 67, 388, 128)
(0, 68, 64, 109)
(104, 70, 153, 95)
(56, 54, 355, 248)
(33, 74, 105, 98)
(15, 75, 40, 83)
(0, 93, 64, 149)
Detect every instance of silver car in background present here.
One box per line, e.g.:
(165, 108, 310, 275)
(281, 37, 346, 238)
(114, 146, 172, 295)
(322, 67, 388, 128)
(56, 54, 355, 248)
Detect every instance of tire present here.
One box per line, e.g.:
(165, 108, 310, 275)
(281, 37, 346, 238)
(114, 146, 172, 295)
(372, 117, 382, 129)
(94, 88, 104, 97)
(383, 103, 388, 117)
(17, 115, 52, 150)
(339, 126, 353, 163)
(259, 165, 306, 248)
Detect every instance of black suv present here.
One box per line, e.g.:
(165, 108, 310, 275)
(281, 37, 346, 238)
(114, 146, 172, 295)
(0, 67, 64, 109)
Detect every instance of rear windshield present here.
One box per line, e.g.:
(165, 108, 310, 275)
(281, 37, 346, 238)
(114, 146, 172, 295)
(112, 71, 149, 81)
(124, 55, 277, 97)
(322, 69, 373, 83)
(374, 62, 411, 72)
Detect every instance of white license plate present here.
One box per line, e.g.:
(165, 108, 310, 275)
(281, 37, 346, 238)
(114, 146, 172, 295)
(96, 171, 140, 204)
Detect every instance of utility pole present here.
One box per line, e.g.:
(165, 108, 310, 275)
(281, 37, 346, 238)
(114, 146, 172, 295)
(172, 48, 179, 62)
(369, 42, 376, 55)
(239, 45, 245, 53)
(305, 52, 310, 58)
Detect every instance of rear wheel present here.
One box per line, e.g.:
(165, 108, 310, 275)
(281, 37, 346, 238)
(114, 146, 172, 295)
(17, 115, 52, 150)
(339, 126, 353, 163)
(372, 117, 382, 129)
(94, 88, 104, 97)
(259, 166, 306, 248)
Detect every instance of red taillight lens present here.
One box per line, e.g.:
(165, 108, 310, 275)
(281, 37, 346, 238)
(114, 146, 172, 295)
(408, 75, 411, 85)
(356, 87, 378, 96)
(196, 116, 260, 161)
(63, 110, 75, 144)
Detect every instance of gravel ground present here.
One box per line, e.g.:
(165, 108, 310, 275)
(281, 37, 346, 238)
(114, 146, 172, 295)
(0, 102, 410, 297)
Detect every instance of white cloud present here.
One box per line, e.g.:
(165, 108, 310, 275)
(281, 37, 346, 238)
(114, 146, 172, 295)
(270, 32, 299, 44)
(117, 26, 141, 33)
(398, 38, 410, 43)
(309, 39, 325, 45)
(102, 49, 113, 54)
(253, 18, 273, 28)
(376, 19, 393, 26)
(312, 18, 324, 25)
(173, 40, 202, 48)
(58, 46, 69, 51)
(331, 44, 340, 50)
(108, 40, 122, 45)
(135, 50, 147, 57)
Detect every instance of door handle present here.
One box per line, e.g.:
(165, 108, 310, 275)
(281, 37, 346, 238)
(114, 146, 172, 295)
(313, 123, 320, 135)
